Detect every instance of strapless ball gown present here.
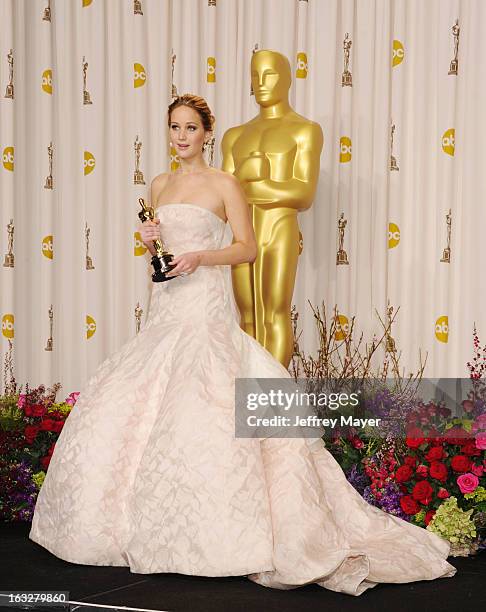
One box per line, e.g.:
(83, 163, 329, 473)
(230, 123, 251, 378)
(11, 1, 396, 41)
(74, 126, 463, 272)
(29, 203, 457, 596)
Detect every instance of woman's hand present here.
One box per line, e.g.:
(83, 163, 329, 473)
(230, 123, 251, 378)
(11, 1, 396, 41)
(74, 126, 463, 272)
(139, 218, 160, 246)
(167, 252, 202, 277)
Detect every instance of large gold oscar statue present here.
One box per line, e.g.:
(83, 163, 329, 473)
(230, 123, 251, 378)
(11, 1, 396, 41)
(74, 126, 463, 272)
(222, 49, 323, 367)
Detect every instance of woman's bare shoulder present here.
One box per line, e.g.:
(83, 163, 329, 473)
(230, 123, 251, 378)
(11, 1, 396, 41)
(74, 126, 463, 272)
(210, 168, 239, 186)
(151, 172, 169, 188)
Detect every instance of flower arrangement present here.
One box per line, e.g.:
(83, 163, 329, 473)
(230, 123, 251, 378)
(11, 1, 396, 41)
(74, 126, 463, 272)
(291, 306, 486, 556)
(0, 340, 78, 521)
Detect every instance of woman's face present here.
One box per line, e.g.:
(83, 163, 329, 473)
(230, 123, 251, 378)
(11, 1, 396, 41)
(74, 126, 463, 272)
(169, 105, 210, 159)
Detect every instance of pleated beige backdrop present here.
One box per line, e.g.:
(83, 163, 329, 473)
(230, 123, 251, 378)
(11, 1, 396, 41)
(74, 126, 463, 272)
(1, 0, 485, 394)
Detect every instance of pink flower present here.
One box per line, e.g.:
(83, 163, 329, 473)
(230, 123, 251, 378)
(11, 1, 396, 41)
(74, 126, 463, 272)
(65, 391, 80, 406)
(17, 394, 26, 408)
(472, 413, 486, 433)
(471, 464, 484, 477)
(461, 400, 474, 413)
(474, 431, 486, 450)
(457, 473, 479, 494)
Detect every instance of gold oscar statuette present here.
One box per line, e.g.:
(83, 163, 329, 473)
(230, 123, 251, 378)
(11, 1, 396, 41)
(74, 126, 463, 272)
(44, 141, 54, 189)
(3, 219, 14, 267)
(342, 33, 352, 87)
(42, 0, 51, 21)
(138, 197, 176, 282)
(83, 56, 92, 105)
(5, 49, 14, 99)
(222, 49, 323, 368)
(204, 136, 216, 167)
(135, 302, 143, 333)
(336, 213, 349, 265)
(171, 50, 178, 98)
(134, 0, 143, 15)
(390, 123, 399, 171)
(44, 304, 54, 351)
(449, 19, 460, 75)
(85, 222, 95, 270)
(385, 302, 396, 354)
(441, 209, 452, 263)
(133, 135, 145, 185)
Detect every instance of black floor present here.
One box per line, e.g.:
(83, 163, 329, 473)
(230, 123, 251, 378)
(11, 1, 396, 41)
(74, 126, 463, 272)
(1, 523, 485, 612)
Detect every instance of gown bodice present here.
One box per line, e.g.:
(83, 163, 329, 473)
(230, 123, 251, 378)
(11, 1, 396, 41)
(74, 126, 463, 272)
(155, 203, 227, 252)
(146, 204, 237, 327)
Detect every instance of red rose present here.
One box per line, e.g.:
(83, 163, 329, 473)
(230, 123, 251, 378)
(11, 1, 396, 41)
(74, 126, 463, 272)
(429, 461, 448, 482)
(412, 480, 434, 505)
(40, 455, 51, 470)
(444, 426, 469, 445)
(40, 418, 57, 432)
(404, 455, 418, 467)
(462, 441, 482, 457)
(400, 495, 421, 515)
(425, 510, 436, 526)
(395, 465, 413, 483)
(24, 425, 40, 444)
(426, 446, 444, 462)
(406, 426, 425, 448)
(416, 464, 429, 479)
(31, 404, 47, 417)
(351, 436, 364, 449)
(451, 455, 472, 473)
(51, 421, 64, 433)
(437, 487, 450, 499)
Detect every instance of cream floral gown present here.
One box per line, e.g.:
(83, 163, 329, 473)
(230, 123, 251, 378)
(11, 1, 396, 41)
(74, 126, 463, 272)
(30, 203, 457, 596)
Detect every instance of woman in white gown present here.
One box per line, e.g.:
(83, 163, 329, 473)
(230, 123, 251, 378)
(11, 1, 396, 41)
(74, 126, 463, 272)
(29, 94, 457, 596)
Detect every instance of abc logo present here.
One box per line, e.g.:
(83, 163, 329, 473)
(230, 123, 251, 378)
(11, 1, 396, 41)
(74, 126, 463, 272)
(207, 57, 216, 83)
(296, 52, 308, 78)
(2, 314, 14, 339)
(334, 314, 349, 341)
(42, 235, 54, 260)
(86, 315, 96, 339)
(442, 128, 455, 156)
(435, 315, 449, 343)
(3, 146, 14, 171)
(388, 222, 400, 248)
(392, 40, 405, 67)
(134, 231, 147, 256)
(340, 137, 352, 163)
(84, 151, 96, 175)
(134, 62, 146, 88)
(42, 69, 53, 94)
(170, 145, 180, 171)
(82, 0, 93, 6)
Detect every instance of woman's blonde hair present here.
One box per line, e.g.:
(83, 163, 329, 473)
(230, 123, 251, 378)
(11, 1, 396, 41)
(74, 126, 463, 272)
(167, 94, 215, 132)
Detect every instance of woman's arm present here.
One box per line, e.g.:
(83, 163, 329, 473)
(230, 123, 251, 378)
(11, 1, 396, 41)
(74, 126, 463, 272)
(144, 174, 167, 257)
